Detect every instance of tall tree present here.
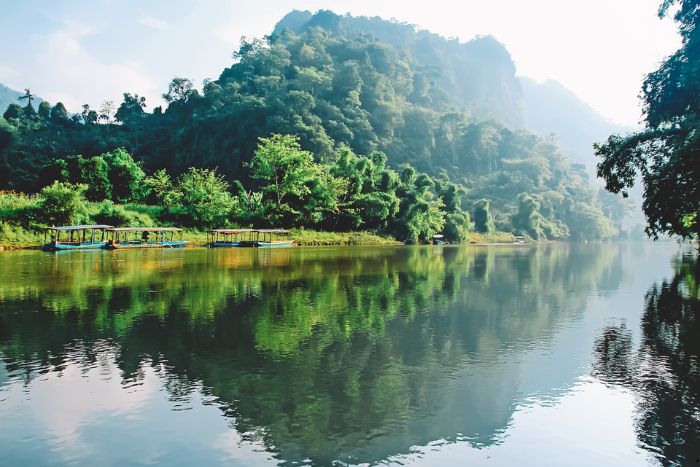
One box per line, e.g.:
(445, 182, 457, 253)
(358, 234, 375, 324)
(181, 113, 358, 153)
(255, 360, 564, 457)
(595, 0, 700, 240)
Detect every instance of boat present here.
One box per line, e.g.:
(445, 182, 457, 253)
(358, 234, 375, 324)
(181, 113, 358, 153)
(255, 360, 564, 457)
(240, 229, 293, 248)
(432, 234, 447, 245)
(207, 229, 254, 247)
(106, 227, 189, 249)
(43, 225, 113, 251)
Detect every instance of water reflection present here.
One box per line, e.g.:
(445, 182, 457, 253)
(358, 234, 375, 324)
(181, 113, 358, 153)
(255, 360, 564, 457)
(592, 252, 700, 466)
(0, 244, 649, 465)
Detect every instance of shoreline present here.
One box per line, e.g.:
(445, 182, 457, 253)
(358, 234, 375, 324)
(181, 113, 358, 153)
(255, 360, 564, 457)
(0, 229, 519, 251)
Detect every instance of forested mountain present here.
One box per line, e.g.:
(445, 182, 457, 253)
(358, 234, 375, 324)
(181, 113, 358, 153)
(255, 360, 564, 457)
(0, 10, 624, 240)
(274, 10, 525, 128)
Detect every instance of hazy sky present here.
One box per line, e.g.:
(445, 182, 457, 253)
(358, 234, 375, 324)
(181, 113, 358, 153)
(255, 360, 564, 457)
(0, 0, 680, 126)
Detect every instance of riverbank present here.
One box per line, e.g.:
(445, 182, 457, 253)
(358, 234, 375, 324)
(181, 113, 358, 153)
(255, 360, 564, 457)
(0, 222, 519, 250)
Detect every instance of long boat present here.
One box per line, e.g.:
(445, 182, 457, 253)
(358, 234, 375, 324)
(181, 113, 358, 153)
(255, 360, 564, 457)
(247, 229, 294, 248)
(43, 225, 113, 251)
(106, 227, 189, 249)
(207, 229, 254, 248)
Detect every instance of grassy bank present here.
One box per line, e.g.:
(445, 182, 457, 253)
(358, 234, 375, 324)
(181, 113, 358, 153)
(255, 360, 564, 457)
(467, 232, 518, 244)
(0, 223, 520, 250)
(0, 224, 401, 249)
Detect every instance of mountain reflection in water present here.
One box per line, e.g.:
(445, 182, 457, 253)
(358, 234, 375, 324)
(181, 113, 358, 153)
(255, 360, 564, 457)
(0, 243, 692, 466)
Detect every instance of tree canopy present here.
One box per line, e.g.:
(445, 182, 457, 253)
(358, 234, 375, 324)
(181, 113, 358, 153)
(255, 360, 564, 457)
(595, 0, 699, 239)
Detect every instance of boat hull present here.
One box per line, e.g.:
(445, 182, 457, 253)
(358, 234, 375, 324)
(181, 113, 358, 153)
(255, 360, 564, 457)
(208, 241, 242, 248)
(234, 240, 294, 248)
(106, 241, 189, 250)
(43, 241, 107, 251)
(256, 241, 294, 248)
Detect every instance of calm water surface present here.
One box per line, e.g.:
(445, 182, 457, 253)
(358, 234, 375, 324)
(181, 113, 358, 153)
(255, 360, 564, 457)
(0, 243, 697, 466)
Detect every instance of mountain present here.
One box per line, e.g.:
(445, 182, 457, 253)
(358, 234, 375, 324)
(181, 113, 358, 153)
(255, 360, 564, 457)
(0, 83, 43, 115)
(520, 77, 632, 174)
(274, 10, 524, 128)
(276, 11, 631, 176)
(0, 84, 23, 114)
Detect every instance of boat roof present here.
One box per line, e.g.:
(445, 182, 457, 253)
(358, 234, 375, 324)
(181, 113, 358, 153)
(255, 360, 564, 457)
(255, 229, 290, 234)
(432, 234, 444, 238)
(209, 229, 253, 234)
(47, 224, 113, 231)
(111, 227, 183, 232)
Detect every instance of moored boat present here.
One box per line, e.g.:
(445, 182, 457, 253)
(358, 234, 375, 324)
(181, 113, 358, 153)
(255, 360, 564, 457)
(432, 234, 447, 245)
(106, 227, 188, 249)
(207, 229, 254, 247)
(249, 229, 293, 248)
(43, 225, 113, 251)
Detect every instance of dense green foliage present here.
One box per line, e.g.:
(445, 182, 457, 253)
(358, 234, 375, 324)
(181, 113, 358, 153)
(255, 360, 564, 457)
(595, 0, 700, 240)
(0, 11, 620, 241)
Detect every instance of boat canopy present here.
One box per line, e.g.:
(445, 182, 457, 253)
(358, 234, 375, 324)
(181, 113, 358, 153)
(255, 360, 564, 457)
(255, 229, 290, 234)
(111, 227, 183, 232)
(209, 229, 253, 234)
(46, 225, 113, 231)
(432, 234, 444, 239)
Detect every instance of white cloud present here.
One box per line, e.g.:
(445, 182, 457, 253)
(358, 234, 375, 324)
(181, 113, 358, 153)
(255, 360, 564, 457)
(138, 15, 168, 31)
(33, 22, 160, 111)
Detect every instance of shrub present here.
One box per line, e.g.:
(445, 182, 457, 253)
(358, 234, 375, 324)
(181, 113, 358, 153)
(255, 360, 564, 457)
(443, 212, 471, 243)
(92, 201, 154, 227)
(36, 181, 89, 226)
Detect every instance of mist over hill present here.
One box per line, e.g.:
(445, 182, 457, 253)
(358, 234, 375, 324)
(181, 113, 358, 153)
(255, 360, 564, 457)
(520, 77, 632, 172)
(0, 85, 21, 115)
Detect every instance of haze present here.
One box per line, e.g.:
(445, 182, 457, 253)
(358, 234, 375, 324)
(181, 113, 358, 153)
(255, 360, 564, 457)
(0, 0, 680, 126)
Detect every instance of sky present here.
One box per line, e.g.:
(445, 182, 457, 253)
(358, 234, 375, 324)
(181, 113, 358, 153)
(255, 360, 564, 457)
(0, 0, 681, 126)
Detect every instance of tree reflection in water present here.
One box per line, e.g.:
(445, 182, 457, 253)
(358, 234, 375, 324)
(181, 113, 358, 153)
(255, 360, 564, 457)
(592, 253, 700, 465)
(0, 244, 625, 465)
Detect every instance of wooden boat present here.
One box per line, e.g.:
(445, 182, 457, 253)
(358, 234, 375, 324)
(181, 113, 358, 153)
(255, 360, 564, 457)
(43, 225, 113, 251)
(432, 234, 447, 245)
(106, 227, 188, 249)
(207, 229, 254, 248)
(247, 229, 294, 248)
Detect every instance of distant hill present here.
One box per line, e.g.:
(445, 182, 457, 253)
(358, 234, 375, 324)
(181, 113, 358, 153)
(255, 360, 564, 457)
(0, 83, 42, 114)
(520, 77, 632, 174)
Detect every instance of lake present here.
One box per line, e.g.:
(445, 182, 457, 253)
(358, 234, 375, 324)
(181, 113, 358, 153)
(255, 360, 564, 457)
(0, 243, 697, 466)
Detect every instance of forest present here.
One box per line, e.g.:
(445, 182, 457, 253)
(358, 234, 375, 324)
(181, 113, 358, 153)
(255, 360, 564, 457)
(0, 11, 625, 243)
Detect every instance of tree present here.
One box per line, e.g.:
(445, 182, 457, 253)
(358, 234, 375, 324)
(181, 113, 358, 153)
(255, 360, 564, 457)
(174, 167, 234, 228)
(511, 193, 545, 239)
(114, 93, 147, 124)
(473, 199, 494, 234)
(50, 102, 68, 121)
(99, 100, 115, 123)
(102, 148, 146, 203)
(144, 169, 177, 206)
(37, 101, 51, 119)
(18, 89, 35, 115)
(163, 77, 196, 105)
(595, 0, 700, 240)
(3, 103, 22, 121)
(248, 134, 318, 223)
(81, 104, 98, 125)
